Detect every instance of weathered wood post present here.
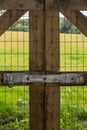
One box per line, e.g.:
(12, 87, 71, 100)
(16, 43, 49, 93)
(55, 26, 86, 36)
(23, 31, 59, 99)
(29, 7, 60, 130)
(45, 10, 60, 130)
(29, 10, 45, 130)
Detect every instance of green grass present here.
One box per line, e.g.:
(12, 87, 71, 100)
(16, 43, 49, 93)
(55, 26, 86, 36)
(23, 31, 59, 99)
(60, 33, 87, 130)
(0, 31, 29, 129)
(0, 32, 87, 129)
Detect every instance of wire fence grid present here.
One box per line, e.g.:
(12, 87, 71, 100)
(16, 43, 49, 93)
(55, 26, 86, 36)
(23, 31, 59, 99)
(60, 11, 87, 130)
(0, 10, 87, 130)
(0, 10, 29, 130)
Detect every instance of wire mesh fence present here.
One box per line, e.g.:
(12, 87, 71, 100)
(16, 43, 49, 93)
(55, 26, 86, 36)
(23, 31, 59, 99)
(60, 12, 87, 130)
(0, 9, 87, 130)
(0, 10, 29, 129)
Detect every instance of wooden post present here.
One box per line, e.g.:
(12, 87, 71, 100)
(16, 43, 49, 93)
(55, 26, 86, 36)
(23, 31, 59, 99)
(29, 9, 60, 130)
(45, 11, 60, 130)
(29, 10, 45, 130)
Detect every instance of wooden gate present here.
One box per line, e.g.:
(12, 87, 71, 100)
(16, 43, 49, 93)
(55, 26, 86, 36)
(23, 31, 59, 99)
(0, 0, 87, 130)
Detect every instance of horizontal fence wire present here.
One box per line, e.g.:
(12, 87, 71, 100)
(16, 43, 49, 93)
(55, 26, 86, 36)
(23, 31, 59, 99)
(60, 11, 87, 130)
(0, 9, 87, 130)
(0, 10, 29, 129)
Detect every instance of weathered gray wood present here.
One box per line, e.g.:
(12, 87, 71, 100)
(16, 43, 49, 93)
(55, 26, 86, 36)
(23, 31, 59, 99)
(0, 10, 27, 36)
(61, 10, 87, 36)
(29, 10, 45, 130)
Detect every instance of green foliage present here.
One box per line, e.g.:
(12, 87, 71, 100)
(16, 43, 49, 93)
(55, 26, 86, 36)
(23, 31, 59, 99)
(60, 17, 81, 34)
(0, 87, 29, 129)
(8, 17, 80, 34)
(60, 87, 85, 130)
(8, 19, 29, 32)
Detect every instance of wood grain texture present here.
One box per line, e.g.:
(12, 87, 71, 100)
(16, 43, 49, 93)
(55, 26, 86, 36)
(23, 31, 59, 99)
(61, 10, 87, 37)
(45, 11, 59, 72)
(0, 0, 43, 9)
(29, 10, 45, 72)
(0, 10, 27, 36)
(45, 11, 60, 130)
(0, 0, 87, 10)
(29, 10, 45, 130)
(45, 0, 87, 10)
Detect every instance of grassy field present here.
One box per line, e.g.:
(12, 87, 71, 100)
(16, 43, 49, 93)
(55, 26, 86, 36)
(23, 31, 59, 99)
(60, 33, 87, 71)
(0, 32, 87, 129)
(0, 31, 29, 129)
(60, 33, 87, 130)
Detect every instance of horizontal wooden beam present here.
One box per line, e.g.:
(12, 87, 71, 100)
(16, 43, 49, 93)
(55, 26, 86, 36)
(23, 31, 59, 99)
(0, 0, 87, 10)
(0, 10, 27, 36)
(0, 0, 43, 9)
(0, 71, 87, 86)
(46, 0, 87, 10)
(60, 0, 87, 10)
(61, 10, 87, 37)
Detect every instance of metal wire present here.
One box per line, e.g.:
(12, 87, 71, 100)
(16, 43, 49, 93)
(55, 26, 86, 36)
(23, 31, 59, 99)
(60, 11, 87, 130)
(0, 9, 87, 130)
(0, 10, 29, 129)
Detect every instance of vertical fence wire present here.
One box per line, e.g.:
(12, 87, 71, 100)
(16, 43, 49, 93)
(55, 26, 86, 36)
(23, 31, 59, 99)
(60, 11, 87, 130)
(0, 10, 29, 129)
(0, 9, 87, 130)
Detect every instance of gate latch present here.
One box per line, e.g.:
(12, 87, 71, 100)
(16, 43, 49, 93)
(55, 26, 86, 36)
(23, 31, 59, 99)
(3, 73, 83, 87)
